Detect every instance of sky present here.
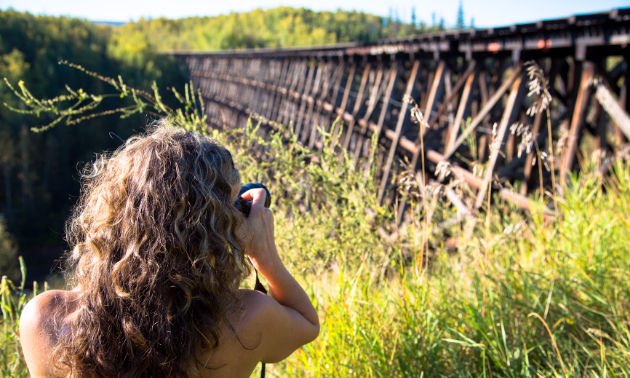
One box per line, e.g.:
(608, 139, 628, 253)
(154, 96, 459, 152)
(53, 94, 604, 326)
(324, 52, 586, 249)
(1, 0, 629, 28)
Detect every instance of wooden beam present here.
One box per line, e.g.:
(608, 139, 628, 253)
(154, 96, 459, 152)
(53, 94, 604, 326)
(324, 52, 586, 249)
(560, 62, 595, 185)
(360, 65, 385, 134)
(445, 71, 476, 154)
(594, 80, 630, 140)
(373, 64, 399, 142)
(343, 63, 371, 149)
(395, 62, 445, 221)
(377, 60, 421, 204)
(425, 150, 554, 218)
(423, 61, 445, 124)
(443, 64, 523, 161)
(428, 61, 476, 127)
(474, 75, 523, 209)
(295, 60, 317, 139)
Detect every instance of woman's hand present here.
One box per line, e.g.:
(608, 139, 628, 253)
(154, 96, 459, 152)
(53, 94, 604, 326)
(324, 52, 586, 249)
(238, 188, 280, 270)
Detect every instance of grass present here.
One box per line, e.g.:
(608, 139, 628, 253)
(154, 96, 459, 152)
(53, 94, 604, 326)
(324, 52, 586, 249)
(2, 70, 630, 376)
(225, 120, 630, 377)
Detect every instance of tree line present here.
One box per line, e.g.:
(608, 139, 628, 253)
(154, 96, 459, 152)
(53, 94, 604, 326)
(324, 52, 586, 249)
(0, 6, 457, 281)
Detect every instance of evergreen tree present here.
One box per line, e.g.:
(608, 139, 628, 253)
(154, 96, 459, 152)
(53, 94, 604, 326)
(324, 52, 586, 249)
(470, 17, 475, 29)
(411, 7, 416, 27)
(456, 1, 465, 29)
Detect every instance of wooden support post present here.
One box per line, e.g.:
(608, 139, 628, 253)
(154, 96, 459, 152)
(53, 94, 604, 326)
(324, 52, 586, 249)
(594, 80, 630, 140)
(295, 61, 316, 136)
(428, 61, 476, 127)
(343, 63, 371, 149)
(396, 61, 444, 222)
(560, 62, 595, 186)
(331, 64, 356, 148)
(443, 64, 523, 161)
(377, 60, 421, 204)
(474, 74, 524, 210)
(285, 60, 305, 127)
(360, 65, 385, 133)
(443, 69, 454, 133)
(445, 71, 476, 153)
(373, 64, 399, 141)
(309, 62, 334, 149)
(302, 60, 324, 143)
(423, 61, 445, 123)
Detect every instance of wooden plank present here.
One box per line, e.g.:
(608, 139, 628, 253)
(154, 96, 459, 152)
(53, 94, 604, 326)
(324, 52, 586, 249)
(423, 61, 445, 123)
(373, 64, 399, 141)
(303, 61, 324, 143)
(560, 62, 595, 185)
(270, 59, 290, 121)
(360, 65, 385, 134)
(428, 61, 476, 127)
(445, 71, 476, 154)
(329, 61, 346, 111)
(395, 61, 445, 221)
(474, 75, 524, 209)
(295, 60, 316, 137)
(443, 64, 523, 161)
(424, 150, 554, 219)
(284, 60, 305, 127)
(343, 63, 371, 149)
(331, 64, 356, 149)
(443, 69, 454, 132)
(594, 80, 630, 140)
(377, 60, 421, 204)
(309, 62, 334, 148)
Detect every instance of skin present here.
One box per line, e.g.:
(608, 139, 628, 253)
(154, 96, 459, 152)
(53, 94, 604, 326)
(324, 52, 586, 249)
(19, 188, 320, 378)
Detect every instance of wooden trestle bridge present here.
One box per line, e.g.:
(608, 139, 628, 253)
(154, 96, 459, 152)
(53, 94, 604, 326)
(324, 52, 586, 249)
(174, 7, 630, 220)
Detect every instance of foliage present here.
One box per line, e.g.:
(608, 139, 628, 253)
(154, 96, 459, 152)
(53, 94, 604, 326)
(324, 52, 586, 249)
(1, 257, 29, 378)
(0, 10, 187, 279)
(107, 7, 431, 55)
(4, 65, 630, 376)
(0, 215, 18, 284)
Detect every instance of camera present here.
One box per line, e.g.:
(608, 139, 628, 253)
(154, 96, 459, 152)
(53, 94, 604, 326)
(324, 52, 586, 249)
(235, 183, 271, 217)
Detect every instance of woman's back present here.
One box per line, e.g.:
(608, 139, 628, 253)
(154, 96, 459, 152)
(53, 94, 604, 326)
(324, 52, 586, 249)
(19, 123, 319, 377)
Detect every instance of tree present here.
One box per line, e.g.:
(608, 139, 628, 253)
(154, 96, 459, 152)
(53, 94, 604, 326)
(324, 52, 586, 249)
(470, 17, 475, 29)
(456, 1, 465, 29)
(411, 7, 416, 27)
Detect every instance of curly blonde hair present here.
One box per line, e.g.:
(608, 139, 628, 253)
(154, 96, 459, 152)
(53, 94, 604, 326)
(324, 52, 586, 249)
(56, 121, 250, 377)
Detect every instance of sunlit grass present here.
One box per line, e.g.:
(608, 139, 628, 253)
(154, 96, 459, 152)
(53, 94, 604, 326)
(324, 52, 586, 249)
(2, 118, 629, 377)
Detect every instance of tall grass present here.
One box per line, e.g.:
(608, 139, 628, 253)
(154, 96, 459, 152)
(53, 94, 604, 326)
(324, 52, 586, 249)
(225, 122, 630, 377)
(3, 68, 629, 376)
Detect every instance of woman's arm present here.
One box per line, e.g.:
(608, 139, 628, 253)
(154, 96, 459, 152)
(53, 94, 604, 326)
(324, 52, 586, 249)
(239, 188, 320, 362)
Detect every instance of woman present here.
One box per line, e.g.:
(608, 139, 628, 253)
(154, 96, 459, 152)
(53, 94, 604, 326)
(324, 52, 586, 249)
(19, 122, 320, 378)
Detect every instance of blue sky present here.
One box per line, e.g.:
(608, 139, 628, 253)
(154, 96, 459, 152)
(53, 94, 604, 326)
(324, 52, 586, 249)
(1, 0, 629, 28)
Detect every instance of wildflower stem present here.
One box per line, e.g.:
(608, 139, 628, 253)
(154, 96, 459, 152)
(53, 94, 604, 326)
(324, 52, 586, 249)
(546, 107, 558, 214)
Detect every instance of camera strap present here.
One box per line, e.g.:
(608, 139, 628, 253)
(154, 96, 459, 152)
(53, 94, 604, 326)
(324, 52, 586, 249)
(253, 269, 267, 378)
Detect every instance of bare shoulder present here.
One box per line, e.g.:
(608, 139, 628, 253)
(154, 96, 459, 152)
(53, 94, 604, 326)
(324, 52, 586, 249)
(237, 289, 278, 323)
(234, 289, 319, 364)
(20, 290, 78, 378)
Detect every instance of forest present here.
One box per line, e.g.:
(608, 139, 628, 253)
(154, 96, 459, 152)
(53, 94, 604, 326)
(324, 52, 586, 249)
(0, 6, 436, 282)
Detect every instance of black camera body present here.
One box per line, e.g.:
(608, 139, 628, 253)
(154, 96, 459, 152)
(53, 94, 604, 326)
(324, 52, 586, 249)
(235, 183, 271, 217)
